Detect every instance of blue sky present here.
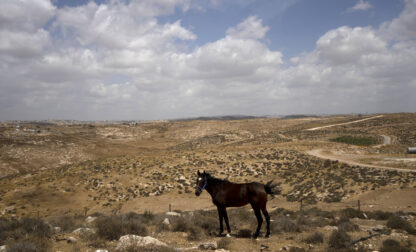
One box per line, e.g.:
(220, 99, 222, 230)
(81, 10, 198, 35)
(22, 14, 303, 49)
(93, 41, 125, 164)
(0, 0, 415, 120)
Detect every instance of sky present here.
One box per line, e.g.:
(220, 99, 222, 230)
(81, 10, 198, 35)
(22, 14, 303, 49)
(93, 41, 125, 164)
(0, 0, 415, 121)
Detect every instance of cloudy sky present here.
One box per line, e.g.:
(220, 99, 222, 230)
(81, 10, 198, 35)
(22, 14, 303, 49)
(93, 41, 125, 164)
(1, 0, 415, 121)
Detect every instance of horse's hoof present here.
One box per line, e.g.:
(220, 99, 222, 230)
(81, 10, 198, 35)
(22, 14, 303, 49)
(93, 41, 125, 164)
(264, 234, 270, 238)
(226, 233, 231, 237)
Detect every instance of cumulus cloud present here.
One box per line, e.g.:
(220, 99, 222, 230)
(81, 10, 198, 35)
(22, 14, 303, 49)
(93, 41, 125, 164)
(347, 0, 372, 12)
(0, 0, 415, 120)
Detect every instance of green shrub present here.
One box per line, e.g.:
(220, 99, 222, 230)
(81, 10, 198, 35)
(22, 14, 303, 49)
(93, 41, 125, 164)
(340, 208, 361, 219)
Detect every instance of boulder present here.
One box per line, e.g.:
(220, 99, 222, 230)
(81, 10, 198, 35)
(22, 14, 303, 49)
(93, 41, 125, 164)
(0, 245, 6, 252)
(86, 216, 97, 223)
(162, 218, 170, 225)
(115, 235, 167, 251)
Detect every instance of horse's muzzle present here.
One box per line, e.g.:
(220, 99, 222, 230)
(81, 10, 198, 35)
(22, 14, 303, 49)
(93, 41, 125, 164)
(195, 189, 201, 196)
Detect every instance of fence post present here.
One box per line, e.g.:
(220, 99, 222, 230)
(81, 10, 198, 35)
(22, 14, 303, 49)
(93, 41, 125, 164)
(300, 199, 303, 212)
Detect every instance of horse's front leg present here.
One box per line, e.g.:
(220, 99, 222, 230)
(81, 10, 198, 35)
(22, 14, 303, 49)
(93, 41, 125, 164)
(222, 208, 231, 235)
(217, 206, 224, 236)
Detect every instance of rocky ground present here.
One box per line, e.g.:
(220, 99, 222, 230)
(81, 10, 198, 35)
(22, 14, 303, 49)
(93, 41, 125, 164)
(0, 113, 416, 251)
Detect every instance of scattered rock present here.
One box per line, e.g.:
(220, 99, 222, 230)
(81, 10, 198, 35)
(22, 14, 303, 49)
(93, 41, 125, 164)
(95, 250, 108, 252)
(214, 249, 229, 252)
(1, 206, 16, 215)
(324, 225, 338, 231)
(0, 245, 6, 252)
(72, 227, 96, 236)
(199, 241, 217, 250)
(115, 235, 167, 251)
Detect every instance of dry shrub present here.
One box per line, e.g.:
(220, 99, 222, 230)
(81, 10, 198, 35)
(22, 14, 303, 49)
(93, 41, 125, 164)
(48, 215, 83, 232)
(217, 237, 231, 249)
(303, 231, 324, 244)
(337, 218, 359, 232)
(386, 216, 416, 234)
(95, 215, 147, 240)
(237, 228, 252, 238)
(365, 210, 393, 220)
(271, 216, 300, 233)
(379, 239, 411, 252)
(340, 208, 362, 219)
(328, 229, 351, 249)
(172, 217, 191, 233)
(289, 247, 306, 252)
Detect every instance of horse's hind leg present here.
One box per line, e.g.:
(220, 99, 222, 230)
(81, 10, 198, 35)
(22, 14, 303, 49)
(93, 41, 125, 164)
(252, 206, 263, 239)
(261, 206, 270, 238)
(222, 208, 231, 235)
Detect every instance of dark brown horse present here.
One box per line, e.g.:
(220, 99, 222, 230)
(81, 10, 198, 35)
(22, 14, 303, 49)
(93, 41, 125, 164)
(195, 170, 280, 238)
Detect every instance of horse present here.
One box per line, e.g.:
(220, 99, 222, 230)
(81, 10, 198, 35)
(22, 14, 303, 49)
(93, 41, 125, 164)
(194, 170, 280, 239)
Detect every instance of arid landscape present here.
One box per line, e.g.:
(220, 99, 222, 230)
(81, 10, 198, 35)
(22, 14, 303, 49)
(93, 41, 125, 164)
(1, 113, 416, 251)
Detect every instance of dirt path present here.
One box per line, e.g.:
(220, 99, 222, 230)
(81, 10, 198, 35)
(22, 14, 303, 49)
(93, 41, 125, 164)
(306, 149, 416, 173)
(306, 115, 384, 131)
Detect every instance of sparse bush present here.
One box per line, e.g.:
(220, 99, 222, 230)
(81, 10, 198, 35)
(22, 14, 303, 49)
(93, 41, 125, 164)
(380, 239, 411, 252)
(330, 135, 378, 146)
(21, 218, 52, 238)
(48, 216, 83, 232)
(386, 216, 416, 234)
(192, 213, 218, 236)
(365, 210, 393, 220)
(328, 229, 351, 249)
(96, 215, 147, 241)
(186, 226, 204, 241)
(340, 208, 361, 219)
(6, 241, 37, 252)
(142, 210, 154, 223)
(217, 237, 231, 249)
(271, 216, 300, 233)
(289, 247, 306, 252)
(303, 231, 324, 244)
(172, 217, 191, 233)
(237, 229, 252, 238)
(337, 218, 359, 232)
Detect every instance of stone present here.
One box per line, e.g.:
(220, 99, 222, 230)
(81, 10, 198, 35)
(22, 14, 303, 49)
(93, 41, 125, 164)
(323, 225, 338, 231)
(199, 241, 217, 250)
(53, 226, 61, 233)
(166, 211, 181, 217)
(86, 216, 97, 223)
(0, 245, 6, 252)
(72, 227, 96, 235)
(67, 237, 78, 243)
(162, 218, 170, 225)
(95, 250, 108, 252)
(1, 206, 16, 215)
(115, 235, 167, 250)
(371, 225, 386, 232)
(214, 250, 229, 252)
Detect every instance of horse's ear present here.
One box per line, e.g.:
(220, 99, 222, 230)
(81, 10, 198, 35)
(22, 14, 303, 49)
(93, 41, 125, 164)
(197, 170, 200, 176)
(203, 170, 206, 175)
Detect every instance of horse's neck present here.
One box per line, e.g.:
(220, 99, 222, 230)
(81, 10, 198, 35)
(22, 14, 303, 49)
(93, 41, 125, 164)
(206, 178, 225, 197)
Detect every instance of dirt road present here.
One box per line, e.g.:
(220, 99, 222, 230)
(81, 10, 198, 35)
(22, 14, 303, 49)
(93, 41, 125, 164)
(306, 149, 416, 173)
(306, 115, 384, 131)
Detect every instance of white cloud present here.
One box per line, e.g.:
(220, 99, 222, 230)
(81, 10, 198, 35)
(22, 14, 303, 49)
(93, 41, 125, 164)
(226, 16, 269, 40)
(0, 0, 415, 120)
(348, 0, 372, 12)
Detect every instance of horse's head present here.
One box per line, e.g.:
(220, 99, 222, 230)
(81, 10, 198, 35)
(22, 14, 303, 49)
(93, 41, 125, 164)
(195, 170, 208, 196)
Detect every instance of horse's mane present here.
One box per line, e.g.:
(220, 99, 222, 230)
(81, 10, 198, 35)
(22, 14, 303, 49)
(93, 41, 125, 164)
(206, 173, 229, 185)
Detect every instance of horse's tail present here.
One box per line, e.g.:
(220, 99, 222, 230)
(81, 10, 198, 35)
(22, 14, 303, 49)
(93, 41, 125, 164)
(264, 180, 281, 195)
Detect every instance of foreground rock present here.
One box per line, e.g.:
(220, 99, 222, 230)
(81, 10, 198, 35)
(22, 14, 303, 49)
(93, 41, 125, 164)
(115, 235, 167, 251)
